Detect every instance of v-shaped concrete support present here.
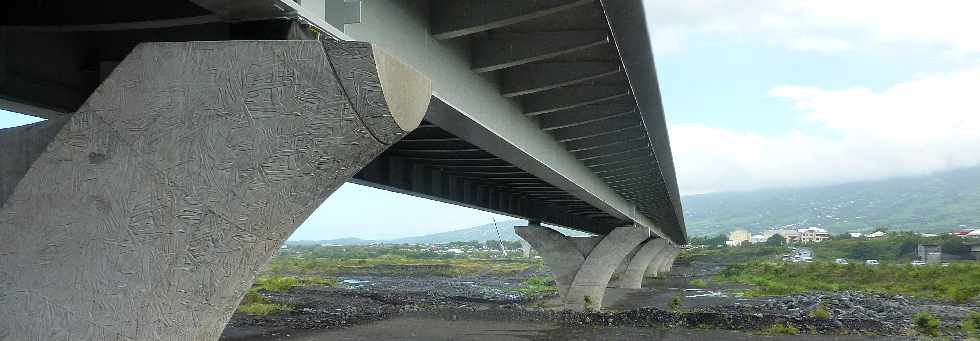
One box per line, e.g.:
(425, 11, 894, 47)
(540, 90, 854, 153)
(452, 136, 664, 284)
(0, 40, 430, 340)
(516, 223, 650, 311)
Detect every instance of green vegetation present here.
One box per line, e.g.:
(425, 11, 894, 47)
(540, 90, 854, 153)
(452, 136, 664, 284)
(718, 261, 980, 303)
(810, 304, 831, 319)
(514, 275, 558, 297)
(762, 323, 800, 335)
(913, 311, 941, 336)
(682, 244, 789, 263)
(237, 286, 294, 316)
(238, 303, 293, 316)
(266, 253, 538, 278)
(690, 231, 975, 263)
(689, 279, 708, 288)
(962, 311, 980, 337)
(667, 294, 683, 312)
(583, 295, 594, 312)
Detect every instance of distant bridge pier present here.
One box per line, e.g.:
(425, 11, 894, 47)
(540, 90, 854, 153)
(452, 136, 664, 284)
(647, 247, 681, 277)
(0, 40, 430, 340)
(516, 223, 680, 311)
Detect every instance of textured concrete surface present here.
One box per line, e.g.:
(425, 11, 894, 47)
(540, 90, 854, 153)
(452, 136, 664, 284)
(515, 224, 649, 311)
(0, 40, 429, 341)
(617, 238, 667, 289)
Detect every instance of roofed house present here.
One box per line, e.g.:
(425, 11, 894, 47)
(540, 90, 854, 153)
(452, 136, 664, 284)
(797, 227, 830, 243)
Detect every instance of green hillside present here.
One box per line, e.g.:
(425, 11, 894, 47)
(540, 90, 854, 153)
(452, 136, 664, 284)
(682, 166, 980, 236)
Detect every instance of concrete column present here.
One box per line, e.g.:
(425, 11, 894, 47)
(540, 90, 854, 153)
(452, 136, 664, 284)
(616, 238, 668, 289)
(650, 247, 680, 275)
(0, 40, 430, 341)
(644, 245, 678, 277)
(516, 223, 649, 311)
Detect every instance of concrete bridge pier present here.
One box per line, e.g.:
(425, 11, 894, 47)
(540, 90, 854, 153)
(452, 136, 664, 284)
(615, 238, 669, 289)
(0, 40, 430, 340)
(646, 246, 681, 277)
(515, 223, 650, 311)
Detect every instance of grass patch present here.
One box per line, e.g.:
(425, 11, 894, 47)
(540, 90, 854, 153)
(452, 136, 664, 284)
(913, 311, 941, 336)
(254, 276, 338, 292)
(514, 275, 558, 297)
(762, 323, 800, 335)
(717, 261, 980, 303)
(961, 311, 980, 337)
(689, 279, 708, 288)
(238, 303, 293, 316)
(810, 304, 831, 319)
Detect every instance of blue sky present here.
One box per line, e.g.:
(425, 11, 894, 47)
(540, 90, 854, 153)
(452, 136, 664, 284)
(4, 1, 980, 239)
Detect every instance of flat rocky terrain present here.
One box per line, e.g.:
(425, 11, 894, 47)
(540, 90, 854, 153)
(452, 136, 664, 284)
(220, 258, 978, 340)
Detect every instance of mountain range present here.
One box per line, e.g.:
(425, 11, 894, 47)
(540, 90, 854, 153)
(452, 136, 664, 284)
(681, 166, 980, 236)
(287, 220, 588, 246)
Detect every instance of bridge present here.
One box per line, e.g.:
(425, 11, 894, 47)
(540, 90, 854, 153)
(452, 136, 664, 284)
(0, 0, 685, 338)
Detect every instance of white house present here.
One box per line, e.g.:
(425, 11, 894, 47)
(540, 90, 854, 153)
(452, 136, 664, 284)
(750, 234, 768, 244)
(866, 231, 887, 239)
(797, 227, 830, 243)
(848, 232, 863, 238)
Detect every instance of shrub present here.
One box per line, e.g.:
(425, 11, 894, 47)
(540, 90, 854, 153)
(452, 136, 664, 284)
(515, 275, 558, 297)
(913, 311, 941, 336)
(689, 279, 708, 288)
(583, 295, 594, 312)
(810, 304, 832, 319)
(667, 294, 682, 312)
(238, 303, 293, 316)
(962, 311, 980, 337)
(763, 323, 799, 335)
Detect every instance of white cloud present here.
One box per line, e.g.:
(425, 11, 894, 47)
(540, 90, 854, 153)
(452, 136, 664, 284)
(785, 36, 852, 53)
(643, 0, 980, 56)
(670, 67, 980, 194)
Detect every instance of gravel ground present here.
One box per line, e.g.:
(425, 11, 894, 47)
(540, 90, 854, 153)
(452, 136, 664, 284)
(220, 260, 979, 340)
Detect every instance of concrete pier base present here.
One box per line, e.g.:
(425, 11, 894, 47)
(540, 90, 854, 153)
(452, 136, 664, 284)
(0, 40, 430, 340)
(516, 223, 650, 311)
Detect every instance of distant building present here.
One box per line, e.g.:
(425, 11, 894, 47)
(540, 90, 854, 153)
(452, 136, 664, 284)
(727, 229, 751, 246)
(917, 244, 942, 264)
(866, 231, 887, 239)
(848, 232, 863, 238)
(797, 227, 830, 243)
(967, 230, 980, 238)
(750, 234, 768, 244)
(764, 229, 800, 244)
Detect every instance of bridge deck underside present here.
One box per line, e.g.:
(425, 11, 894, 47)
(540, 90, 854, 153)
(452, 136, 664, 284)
(0, 0, 686, 240)
(355, 118, 626, 235)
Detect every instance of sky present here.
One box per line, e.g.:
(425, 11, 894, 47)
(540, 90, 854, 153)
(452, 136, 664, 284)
(3, 1, 980, 239)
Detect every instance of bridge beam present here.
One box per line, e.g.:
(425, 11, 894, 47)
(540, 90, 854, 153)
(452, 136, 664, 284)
(430, 0, 593, 40)
(502, 62, 621, 97)
(0, 40, 430, 340)
(472, 31, 609, 73)
(516, 223, 650, 311)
